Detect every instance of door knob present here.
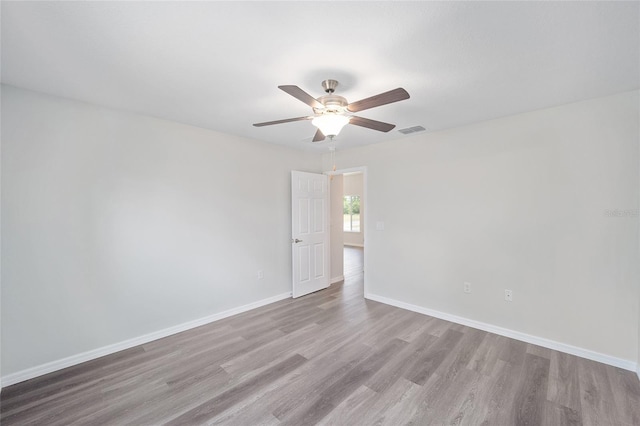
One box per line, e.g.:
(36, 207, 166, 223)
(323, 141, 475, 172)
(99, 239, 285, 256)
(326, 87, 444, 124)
(292, 238, 303, 243)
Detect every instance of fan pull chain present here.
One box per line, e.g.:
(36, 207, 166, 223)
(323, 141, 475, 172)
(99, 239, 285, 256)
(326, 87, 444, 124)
(331, 146, 336, 171)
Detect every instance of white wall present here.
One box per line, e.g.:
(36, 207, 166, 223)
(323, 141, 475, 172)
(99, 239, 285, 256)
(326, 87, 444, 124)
(343, 173, 364, 247)
(2, 85, 638, 380)
(324, 91, 640, 364)
(330, 175, 344, 282)
(1, 85, 321, 377)
(0, 83, 3, 385)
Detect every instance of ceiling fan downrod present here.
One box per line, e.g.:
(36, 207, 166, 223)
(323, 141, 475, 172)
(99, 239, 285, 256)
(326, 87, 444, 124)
(321, 79, 339, 94)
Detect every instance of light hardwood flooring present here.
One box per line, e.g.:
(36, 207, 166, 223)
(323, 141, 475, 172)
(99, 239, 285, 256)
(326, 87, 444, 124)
(343, 245, 364, 280)
(1, 246, 639, 425)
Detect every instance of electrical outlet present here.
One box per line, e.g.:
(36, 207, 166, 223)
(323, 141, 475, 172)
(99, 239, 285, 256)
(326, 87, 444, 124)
(504, 289, 513, 302)
(464, 282, 471, 294)
(257, 270, 263, 280)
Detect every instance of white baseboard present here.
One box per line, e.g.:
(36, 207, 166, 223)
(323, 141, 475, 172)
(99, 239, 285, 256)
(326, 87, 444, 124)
(1, 292, 292, 388)
(344, 243, 364, 248)
(330, 275, 345, 284)
(365, 293, 637, 373)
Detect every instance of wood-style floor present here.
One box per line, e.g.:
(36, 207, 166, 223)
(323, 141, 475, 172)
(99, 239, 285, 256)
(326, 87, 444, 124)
(2, 246, 639, 425)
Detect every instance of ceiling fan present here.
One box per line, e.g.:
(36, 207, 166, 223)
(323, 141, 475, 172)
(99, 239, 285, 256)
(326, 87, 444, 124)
(253, 80, 410, 142)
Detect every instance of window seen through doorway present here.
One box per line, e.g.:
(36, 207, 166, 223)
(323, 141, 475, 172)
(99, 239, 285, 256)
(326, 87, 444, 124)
(343, 195, 361, 232)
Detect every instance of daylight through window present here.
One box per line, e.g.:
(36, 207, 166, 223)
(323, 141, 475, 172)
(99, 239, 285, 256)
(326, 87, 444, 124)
(343, 195, 361, 232)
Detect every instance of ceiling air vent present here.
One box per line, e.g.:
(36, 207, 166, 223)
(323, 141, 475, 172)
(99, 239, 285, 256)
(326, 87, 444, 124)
(398, 125, 427, 135)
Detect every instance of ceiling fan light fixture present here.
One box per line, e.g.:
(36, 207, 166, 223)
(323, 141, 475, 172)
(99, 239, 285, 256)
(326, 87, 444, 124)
(312, 114, 350, 138)
(253, 80, 410, 143)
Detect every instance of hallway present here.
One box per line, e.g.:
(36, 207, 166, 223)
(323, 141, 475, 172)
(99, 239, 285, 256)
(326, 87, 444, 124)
(343, 245, 363, 281)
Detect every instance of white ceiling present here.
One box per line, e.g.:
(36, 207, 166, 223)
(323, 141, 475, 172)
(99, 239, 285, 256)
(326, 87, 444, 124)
(2, 1, 638, 152)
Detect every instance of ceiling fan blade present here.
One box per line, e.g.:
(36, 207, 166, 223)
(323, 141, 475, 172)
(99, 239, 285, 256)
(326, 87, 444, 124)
(347, 88, 410, 113)
(253, 116, 312, 127)
(312, 128, 325, 142)
(349, 116, 396, 132)
(278, 85, 324, 109)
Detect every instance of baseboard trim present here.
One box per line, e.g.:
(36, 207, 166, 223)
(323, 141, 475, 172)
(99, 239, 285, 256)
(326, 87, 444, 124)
(1, 292, 292, 388)
(330, 275, 345, 284)
(344, 243, 364, 248)
(365, 293, 637, 372)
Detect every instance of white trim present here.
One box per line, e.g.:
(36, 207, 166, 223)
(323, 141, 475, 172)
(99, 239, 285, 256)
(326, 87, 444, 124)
(344, 243, 364, 248)
(365, 293, 638, 372)
(330, 275, 345, 284)
(325, 166, 366, 176)
(1, 292, 292, 388)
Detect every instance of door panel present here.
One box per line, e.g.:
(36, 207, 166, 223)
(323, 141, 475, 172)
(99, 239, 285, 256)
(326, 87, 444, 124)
(314, 243, 325, 279)
(291, 171, 329, 298)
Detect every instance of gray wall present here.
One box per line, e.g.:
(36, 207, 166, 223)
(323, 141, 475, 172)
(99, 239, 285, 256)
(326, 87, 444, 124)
(324, 90, 640, 363)
(1, 85, 321, 376)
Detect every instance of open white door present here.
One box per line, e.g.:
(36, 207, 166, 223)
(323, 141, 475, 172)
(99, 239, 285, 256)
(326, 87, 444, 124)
(291, 171, 330, 298)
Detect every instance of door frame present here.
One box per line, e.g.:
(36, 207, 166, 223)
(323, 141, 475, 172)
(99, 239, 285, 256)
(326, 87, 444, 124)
(324, 166, 368, 298)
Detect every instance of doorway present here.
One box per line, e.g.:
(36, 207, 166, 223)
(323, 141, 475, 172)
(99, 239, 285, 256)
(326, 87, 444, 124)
(328, 167, 367, 296)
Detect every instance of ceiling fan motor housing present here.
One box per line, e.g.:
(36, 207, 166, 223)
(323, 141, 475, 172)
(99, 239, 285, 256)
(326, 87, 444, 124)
(315, 94, 348, 114)
(315, 80, 347, 113)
